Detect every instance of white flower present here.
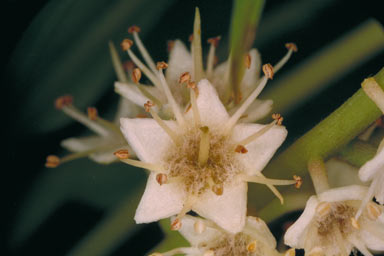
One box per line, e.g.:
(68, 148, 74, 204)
(284, 185, 384, 256)
(151, 215, 281, 256)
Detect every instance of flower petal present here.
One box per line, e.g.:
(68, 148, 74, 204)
(241, 49, 261, 91)
(243, 216, 277, 248)
(89, 146, 130, 164)
(236, 99, 273, 123)
(232, 123, 287, 175)
(318, 185, 368, 202)
(192, 181, 247, 233)
(284, 196, 319, 248)
(114, 98, 143, 123)
(166, 40, 193, 83)
(134, 172, 185, 223)
(176, 215, 222, 247)
(61, 135, 106, 152)
(359, 148, 384, 182)
(115, 81, 150, 107)
(360, 217, 384, 251)
(120, 118, 177, 163)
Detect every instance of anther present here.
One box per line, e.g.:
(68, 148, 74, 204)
(262, 63, 274, 80)
(366, 202, 382, 220)
(132, 68, 142, 83)
(179, 72, 191, 84)
(113, 149, 130, 159)
(187, 81, 196, 89)
(285, 42, 298, 52)
(285, 248, 296, 256)
(272, 113, 283, 125)
(128, 25, 141, 34)
(188, 34, 194, 42)
(194, 219, 206, 234)
(203, 250, 215, 256)
(245, 53, 251, 69)
(55, 95, 73, 109)
(167, 40, 175, 52)
(156, 61, 168, 70)
(247, 241, 257, 252)
(207, 36, 221, 48)
(156, 173, 168, 185)
(121, 39, 133, 51)
(144, 101, 155, 112)
(316, 202, 331, 217)
(45, 155, 60, 168)
(212, 183, 223, 196)
(293, 175, 302, 188)
(235, 145, 248, 154)
(351, 217, 360, 229)
(171, 218, 182, 230)
(87, 107, 98, 120)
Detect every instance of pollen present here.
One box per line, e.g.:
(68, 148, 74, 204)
(128, 25, 141, 34)
(121, 39, 133, 51)
(171, 218, 182, 230)
(45, 155, 60, 168)
(179, 72, 191, 84)
(55, 95, 73, 109)
(293, 175, 302, 188)
(207, 36, 221, 48)
(113, 149, 130, 159)
(156, 61, 168, 70)
(144, 101, 155, 112)
(156, 173, 168, 185)
(262, 63, 274, 80)
(285, 42, 298, 52)
(246, 241, 257, 252)
(235, 145, 248, 154)
(132, 68, 142, 83)
(87, 107, 98, 120)
(272, 113, 284, 125)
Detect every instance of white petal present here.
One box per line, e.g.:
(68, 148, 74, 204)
(284, 196, 319, 248)
(134, 172, 185, 223)
(360, 226, 384, 251)
(192, 181, 247, 233)
(241, 49, 261, 91)
(232, 123, 287, 175)
(326, 158, 365, 187)
(211, 60, 228, 98)
(243, 216, 277, 248)
(318, 185, 368, 202)
(186, 79, 229, 128)
(114, 97, 143, 123)
(374, 172, 384, 204)
(120, 118, 177, 163)
(359, 148, 384, 182)
(115, 81, 150, 107)
(61, 135, 106, 152)
(237, 99, 273, 123)
(89, 146, 129, 164)
(176, 215, 222, 247)
(166, 40, 193, 82)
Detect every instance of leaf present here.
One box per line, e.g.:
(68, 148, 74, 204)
(8, 0, 175, 134)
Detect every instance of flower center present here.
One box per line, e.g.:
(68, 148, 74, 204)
(165, 127, 240, 195)
(208, 233, 258, 256)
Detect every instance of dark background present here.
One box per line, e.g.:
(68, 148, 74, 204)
(2, 0, 384, 255)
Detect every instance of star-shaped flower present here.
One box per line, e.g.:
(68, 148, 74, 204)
(284, 185, 384, 256)
(151, 215, 282, 256)
(117, 61, 300, 233)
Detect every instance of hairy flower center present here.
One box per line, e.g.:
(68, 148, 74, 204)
(208, 233, 257, 256)
(165, 127, 240, 195)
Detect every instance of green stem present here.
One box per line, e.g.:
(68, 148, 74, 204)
(250, 67, 384, 209)
(262, 19, 384, 114)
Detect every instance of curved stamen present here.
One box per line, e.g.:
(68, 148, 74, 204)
(274, 43, 297, 73)
(206, 36, 220, 78)
(114, 149, 165, 172)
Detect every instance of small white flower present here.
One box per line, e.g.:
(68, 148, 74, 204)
(284, 185, 384, 256)
(151, 215, 281, 256)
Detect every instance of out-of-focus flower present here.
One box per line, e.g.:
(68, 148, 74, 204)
(150, 215, 282, 256)
(284, 185, 384, 256)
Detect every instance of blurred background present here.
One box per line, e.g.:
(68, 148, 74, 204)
(2, 0, 384, 255)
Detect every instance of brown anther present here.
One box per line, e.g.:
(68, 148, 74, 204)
(123, 61, 135, 72)
(235, 145, 248, 154)
(144, 101, 155, 112)
(245, 53, 251, 69)
(45, 155, 60, 168)
(167, 40, 175, 52)
(207, 36, 221, 48)
(55, 95, 73, 109)
(285, 42, 298, 52)
(367, 202, 382, 220)
(87, 107, 98, 121)
(293, 175, 302, 189)
(272, 113, 284, 125)
(113, 149, 130, 159)
(121, 39, 133, 51)
(187, 81, 196, 89)
(212, 183, 223, 196)
(171, 218, 182, 230)
(262, 63, 274, 79)
(247, 241, 257, 252)
(136, 113, 148, 118)
(128, 25, 141, 34)
(316, 202, 331, 217)
(156, 61, 168, 70)
(179, 72, 191, 84)
(156, 173, 168, 185)
(132, 68, 142, 83)
(285, 248, 296, 256)
(188, 34, 194, 42)
(351, 217, 360, 229)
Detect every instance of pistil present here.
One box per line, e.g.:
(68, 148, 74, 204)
(198, 126, 210, 166)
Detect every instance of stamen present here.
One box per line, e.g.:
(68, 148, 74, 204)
(123, 61, 135, 73)
(242, 175, 297, 186)
(212, 183, 223, 195)
(188, 81, 201, 127)
(236, 119, 277, 146)
(157, 64, 186, 127)
(198, 126, 210, 166)
(192, 7, 205, 81)
(127, 25, 141, 33)
(55, 95, 73, 109)
(316, 202, 331, 217)
(366, 201, 382, 220)
(272, 113, 284, 125)
(223, 65, 272, 133)
(293, 175, 303, 188)
(194, 219, 206, 234)
(121, 39, 133, 51)
(114, 149, 164, 172)
(145, 101, 179, 144)
(246, 241, 257, 252)
(109, 41, 128, 83)
(114, 149, 130, 159)
(171, 198, 195, 230)
(245, 53, 251, 69)
(262, 63, 274, 79)
(156, 173, 168, 185)
(206, 36, 221, 77)
(273, 42, 297, 73)
(350, 217, 360, 229)
(235, 145, 248, 154)
(179, 72, 191, 84)
(132, 68, 142, 83)
(87, 107, 98, 121)
(45, 155, 60, 168)
(130, 68, 162, 106)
